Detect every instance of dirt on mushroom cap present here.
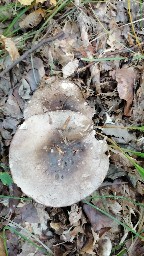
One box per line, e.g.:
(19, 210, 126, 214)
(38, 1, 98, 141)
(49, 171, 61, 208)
(9, 111, 109, 207)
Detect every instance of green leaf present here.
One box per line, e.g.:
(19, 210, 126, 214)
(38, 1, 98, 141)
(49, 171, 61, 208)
(0, 172, 13, 186)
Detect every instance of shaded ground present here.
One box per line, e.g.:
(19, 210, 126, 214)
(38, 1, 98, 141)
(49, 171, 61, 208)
(0, 0, 144, 255)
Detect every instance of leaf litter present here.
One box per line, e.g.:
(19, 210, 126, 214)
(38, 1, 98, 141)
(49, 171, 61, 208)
(0, 0, 144, 255)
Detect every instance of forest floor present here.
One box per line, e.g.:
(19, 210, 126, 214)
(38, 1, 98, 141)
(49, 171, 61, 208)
(0, 0, 144, 255)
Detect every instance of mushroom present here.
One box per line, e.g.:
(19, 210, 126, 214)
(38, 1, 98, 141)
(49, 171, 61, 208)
(24, 79, 94, 119)
(9, 110, 109, 207)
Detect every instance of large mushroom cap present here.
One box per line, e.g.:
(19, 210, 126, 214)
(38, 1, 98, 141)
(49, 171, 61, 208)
(24, 80, 94, 119)
(9, 111, 109, 207)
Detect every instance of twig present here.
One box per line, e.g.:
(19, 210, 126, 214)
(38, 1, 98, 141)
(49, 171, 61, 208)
(0, 31, 65, 77)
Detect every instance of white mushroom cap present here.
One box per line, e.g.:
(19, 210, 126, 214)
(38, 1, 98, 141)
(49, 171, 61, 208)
(9, 111, 109, 207)
(24, 80, 94, 119)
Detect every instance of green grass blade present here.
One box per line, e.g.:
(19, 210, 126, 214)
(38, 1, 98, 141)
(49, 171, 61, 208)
(81, 55, 144, 62)
(115, 248, 127, 256)
(3, 6, 29, 37)
(127, 126, 144, 131)
(122, 149, 144, 158)
(0, 195, 31, 200)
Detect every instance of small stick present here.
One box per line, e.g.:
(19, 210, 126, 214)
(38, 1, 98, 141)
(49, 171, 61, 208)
(0, 31, 65, 77)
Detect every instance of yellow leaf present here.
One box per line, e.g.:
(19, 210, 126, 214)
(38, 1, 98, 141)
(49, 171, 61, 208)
(1, 36, 20, 62)
(18, 0, 33, 5)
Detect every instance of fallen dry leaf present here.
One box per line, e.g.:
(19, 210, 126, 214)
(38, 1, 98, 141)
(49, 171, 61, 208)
(115, 67, 137, 116)
(4, 94, 22, 118)
(132, 70, 144, 123)
(17, 241, 42, 256)
(80, 237, 95, 255)
(1, 36, 20, 62)
(90, 63, 101, 92)
(102, 123, 135, 143)
(19, 9, 45, 29)
(50, 0, 57, 5)
(107, 29, 122, 51)
(18, 0, 33, 5)
(36, 0, 47, 3)
(19, 78, 31, 100)
(69, 204, 82, 226)
(62, 59, 79, 78)
(98, 236, 112, 256)
(83, 204, 114, 231)
(126, 238, 144, 256)
(70, 226, 84, 240)
(0, 233, 6, 256)
(36, 0, 57, 4)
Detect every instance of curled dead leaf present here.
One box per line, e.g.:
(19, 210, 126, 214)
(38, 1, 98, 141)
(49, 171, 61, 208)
(1, 36, 20, 62)
(19, 9, 45, 29)
(115, 67, 137, 116)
